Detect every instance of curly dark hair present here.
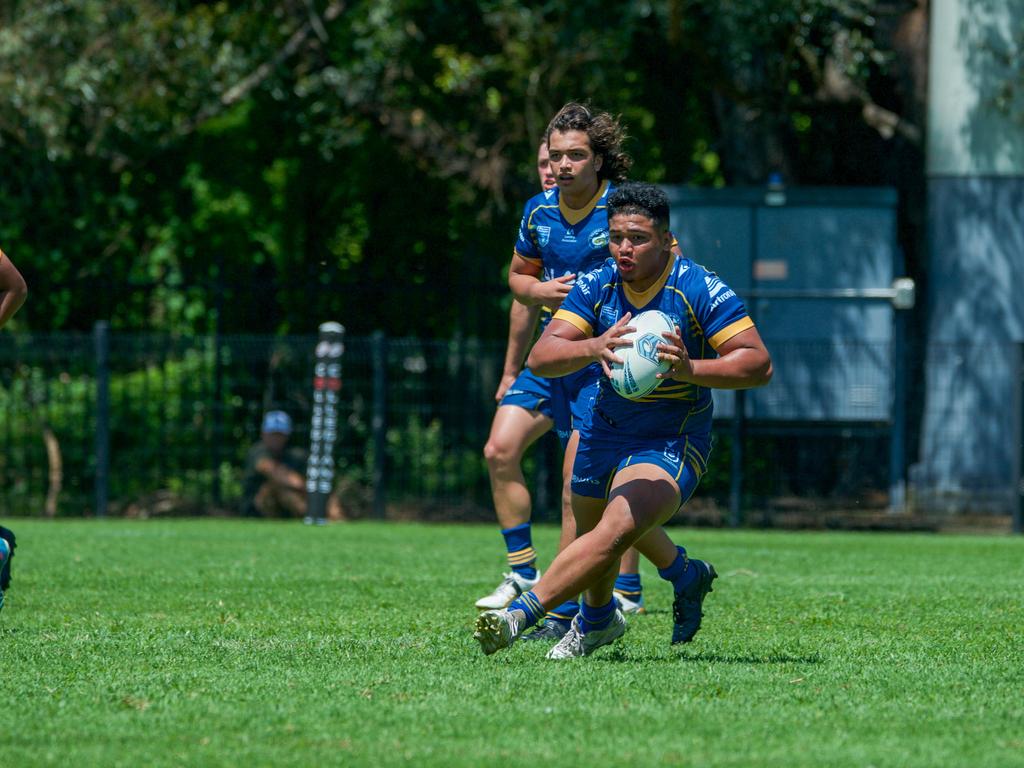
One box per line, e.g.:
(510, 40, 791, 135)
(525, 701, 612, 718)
(544, 102, 632, 182)
(607, 182, 670, 230)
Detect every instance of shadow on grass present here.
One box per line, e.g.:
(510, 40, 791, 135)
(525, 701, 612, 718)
(598, 648, 824, 665)
(674, 649, 824, 665)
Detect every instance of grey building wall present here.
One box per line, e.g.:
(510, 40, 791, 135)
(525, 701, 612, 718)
(914, 0, 1024, 512)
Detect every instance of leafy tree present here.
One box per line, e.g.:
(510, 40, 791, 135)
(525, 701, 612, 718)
(0, 0, 929, 337)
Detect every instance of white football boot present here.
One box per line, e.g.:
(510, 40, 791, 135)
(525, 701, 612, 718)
(474, 609, 526, 655)
(546, 610, 627, 660)
(614, 590, 647, 615)
(474, 570, 541, 610)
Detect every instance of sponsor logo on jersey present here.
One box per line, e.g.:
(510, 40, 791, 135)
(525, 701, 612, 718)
(705, 275, 726, 298)
(709, 289, 736, 310)
(589, 228, 609, 248)
(537, 225, 551, 247)
(572, 474, 601, 486)
(562, 226, 577, 243)
(663, 444, 681, 463)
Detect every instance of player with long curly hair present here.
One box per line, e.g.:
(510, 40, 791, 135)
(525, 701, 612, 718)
(477, 103, 691, 641)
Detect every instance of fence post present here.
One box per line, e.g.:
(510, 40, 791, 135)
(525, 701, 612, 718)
(888, 312, 909, 513)
(93, 321, 110, 518)
(211, 333, 223, 507)
(372, 331, 388, 520)
(728, 389, 746, 528)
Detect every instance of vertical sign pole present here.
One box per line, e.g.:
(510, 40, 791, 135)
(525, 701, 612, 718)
(306, 322, 345, 525)
(371, 331, 388, 520)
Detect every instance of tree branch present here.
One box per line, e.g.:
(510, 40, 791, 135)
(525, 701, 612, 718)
(803, 33, 921, 143)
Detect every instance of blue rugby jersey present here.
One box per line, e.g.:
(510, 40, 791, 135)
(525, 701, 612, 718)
(513, 180, 616, 385)
(513, 180, 679, 329)
(553, 254, 754, 438)
(514, 181, 615, 292)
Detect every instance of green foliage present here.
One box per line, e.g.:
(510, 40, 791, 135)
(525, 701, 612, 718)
(0, 0, 923, 336)
(386, 415, 487, 500)
(3, 520, 1024, 766)
(0, 346, 222, 514)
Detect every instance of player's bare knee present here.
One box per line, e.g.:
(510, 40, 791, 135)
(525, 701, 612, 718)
(483, 438, 517, 470)
(595, 516, 637, 557)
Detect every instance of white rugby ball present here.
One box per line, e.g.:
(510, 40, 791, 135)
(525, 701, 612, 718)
(609, 310, 676, 399)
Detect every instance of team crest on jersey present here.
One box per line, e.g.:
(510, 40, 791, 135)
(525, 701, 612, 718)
(589, 228, 609, 248)
(599, 305, 619, 328)
(536, 225, 551, 247)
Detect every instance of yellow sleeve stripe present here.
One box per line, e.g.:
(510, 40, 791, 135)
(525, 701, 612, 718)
(515, 249, 542, 263)
(708, 317, 755, 349)
(552, 310, 593, 336)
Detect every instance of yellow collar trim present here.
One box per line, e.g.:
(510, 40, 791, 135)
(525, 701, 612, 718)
(559, 180, 608, 225)
(623, 253, 675, 308)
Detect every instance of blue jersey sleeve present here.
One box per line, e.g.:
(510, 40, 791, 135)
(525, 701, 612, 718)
(552, 268, 604, 337)
(687, 266, 754, 350)
(514, 200, 541, 262)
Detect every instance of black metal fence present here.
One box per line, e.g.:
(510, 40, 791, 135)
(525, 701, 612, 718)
(1, 327, 1021, 528)
(0, 327, 525, 519)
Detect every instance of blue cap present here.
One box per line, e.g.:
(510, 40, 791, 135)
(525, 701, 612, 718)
(261, 410, 292, 434)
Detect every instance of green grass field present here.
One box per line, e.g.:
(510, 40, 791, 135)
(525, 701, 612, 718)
(1, 519, 1022, 767)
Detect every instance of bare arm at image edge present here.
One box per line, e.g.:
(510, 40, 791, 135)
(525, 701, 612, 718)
(0, 250, 28, 329)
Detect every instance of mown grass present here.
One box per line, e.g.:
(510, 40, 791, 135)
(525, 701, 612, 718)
(1, 519, 1022, 767)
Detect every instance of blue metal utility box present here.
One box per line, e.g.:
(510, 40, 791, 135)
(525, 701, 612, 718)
(663, 186, 901, 423)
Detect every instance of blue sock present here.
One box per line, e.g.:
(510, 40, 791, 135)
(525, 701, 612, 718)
(614, 572, 642, 602)
(657, 546, 695, 594)
(508, 590, 546, 629)
(545, 599, 579, 627)
(501, 523, 537, 580)
(579, 598, 616, 634)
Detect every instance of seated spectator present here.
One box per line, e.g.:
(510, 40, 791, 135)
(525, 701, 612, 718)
(242, 411, 309, 518)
